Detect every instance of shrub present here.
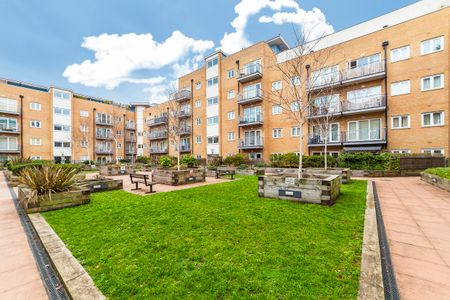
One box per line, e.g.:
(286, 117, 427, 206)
(136, 156, 151, 164)
(303, 156, 337, 168)
(224, 154, 249, 166)
(208, 156, 223, 167)
(159, 156, 173, 168)
(336, 152, 401, 170)
(237, 164, 248, 170)
(119, 158, 131, 164)
(181, 155, 197, 168)
(83, 160, 95, 165)
(18, 165, 81, 205)
(9, 161, 47, 175)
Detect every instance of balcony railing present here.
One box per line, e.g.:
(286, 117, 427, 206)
(179, 144, 191, 152)
(125, 135, 136, 142)
(149, 131, 168, 140)
(238, 138, 264, 149)
(171, 89, 192, 102)
(0, 106, 20, 115)
(125, 124, 136, 130)
(238, 88, 263, 105)
(342, 95, 386, 114)
(308, 105, 341, 118)
(0, 124, 20, 133)
(237, 63, 263, 83)
(96, 134, 112, 140)
(341, 60, 385, 83)
(238, 114, 263, 126)
(95, 118, 113, 126)
(307, 72, 341, 91)
(179, 126, 192, 135)
(148, 116, 168, 126)
(308, 134, 341, 146)
(125, 148, 136, 154)
(342, 128, 387, 145)
(95, 148, 113, 154)
(176, 109, 192, 118)
(0, 146, 20, 153)
(150, 148, 168, 154)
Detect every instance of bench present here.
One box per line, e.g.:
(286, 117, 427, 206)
(129, 174, 156, 194)
(216, 168, 235, 180)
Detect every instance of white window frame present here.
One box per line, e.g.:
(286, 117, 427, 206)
(30, 138, 42, 146)
(421, 111, 444, 127)
(195, 136, 202, 144)
(390, 45, 410, 62)
(29, 102, 41, 111)
(227, 132, 235, 141)
(422, 148, 445, 155)
(291, 76, 300, 86)
(391, 115, 410, 129)
(227, 69, 235, 79)
(195, 100, 201, 108)
(207, 136, 219, 144)
(30, 120, 41, 128)
(195, 82, 201, 90)
(391, 149, 411, 154)
(195, 118, 201, 126)
(207, 97, 218, 106)
(227, 111, 235, 120)
(421, 74, 444, 91)
(291, 127, 301, 137)
(421, 36, 444, 55)
(80, 110, 89, 117)
(80, 140, 88, 148)
(390, 80, 410, 96)
(272, 128, 282, 138)
(207, 116, 219, 126)
(272, 105, 282, 115)
(271, 80, 282, 91)
(80, 125, 89, 132)
(227, 90, 235, 99)
(207, 77, 218, 87)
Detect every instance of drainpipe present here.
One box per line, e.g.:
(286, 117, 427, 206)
(123, 113, 126, 161)
(19, 95, 24, 159)
(305, 65, 311, 156)
(382, 41, 389, 150)
(93, 108, 96, 162)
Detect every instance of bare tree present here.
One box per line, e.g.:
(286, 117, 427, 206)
(111, 106, 125, 163)
(166, 99, 184, 171)
(74, 118, 92, 164)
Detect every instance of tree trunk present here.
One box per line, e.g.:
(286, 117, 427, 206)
(177, 148, 181, 171)
(324, 137, 328, 170)
(298, 126, 303, 179)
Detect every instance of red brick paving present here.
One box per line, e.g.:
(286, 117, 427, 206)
(374, 177, 450, 300)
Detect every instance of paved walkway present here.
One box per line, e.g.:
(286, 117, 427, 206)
(0, 173, 47, 299)
(374, 177, 450, 300)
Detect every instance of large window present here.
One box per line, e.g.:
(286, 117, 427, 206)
(207, 136, 219, 144)
(241, 83, 261, 100)
(207, 116, 219, 126)
(272, 128, 282, 138)
(207, 76, 218, 87)
(311, 65, 339, 87)
(272, 105, 282, 115)
(421, 74, 444, 91)
(96, 113, 112, 124)
(243, 106, 262, 123)
(311, 123, 340, 142)
(348, 119, 381, 141)
(53, 90, 70, 100)
(207, 57, 218, 68)
(54, 124, 71, 132)
(243, 130, 262, 146)
(313, 94, 340, 113)
(391, 115, 410, 129)
(0, 118, 17, 131)
(0, 136, 18, 150)
(421, 36, 444, 55)
(54, 107, 70, 116)
(0, 98, 18, 113)
(207, 97, 218, 106)
(390, 45, 410, 62)
(422, 112, 444, 127)
(349, 53, 380, 69)
(390, 80, 410, 96)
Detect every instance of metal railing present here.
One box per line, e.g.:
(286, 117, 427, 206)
(150, 148, 168, 154)
(95, 134, 112, 140)
(125, 135, 136, 142)
(95, 118, 112, 126)
(238, 88, 263, 103)
(308, 105, 341, 117)
(0, 124, 20, 132)
(342, 128, 387, 143)
(179, 144, 191, 152)
(238, 63, 262, 78)
(179, 126, 192, 135)
(239, 114, 263, 125)
(95, 148, 113, 154)
(171, 89, 192, 102)
(148, 116, 168, 126)
(176, 109, 192, 118)
(149, 131, 168, 139)
(341, 60, 385, 82)
(342, 95, 386, 112)
(238, 137, 264, 148)
(308, 134, 341, 145)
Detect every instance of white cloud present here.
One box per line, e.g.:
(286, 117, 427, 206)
(220, 0, 334, 54)
(63, 31, 214, 90)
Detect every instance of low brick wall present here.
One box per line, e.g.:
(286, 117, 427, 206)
(99, 165, 135, 176)
(18, 186, 91, 213)
(258, 174, 341, 205)
(78, 178, 123, 192)
(153, 168, 206, 186)
(421, 172, 450, 193)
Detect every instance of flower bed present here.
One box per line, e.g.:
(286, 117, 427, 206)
(153, 168, 205, 185)
(258, 173, 341, 205)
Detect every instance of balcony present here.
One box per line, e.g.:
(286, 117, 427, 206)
(342, 128, 387, 146)
(0, 125, 20, 134)
(176, 109, 192, 118)
(308, 105, 341, 119)
(179, 126, 192, 135)
(237, 63, 262, 83)
(342, 95, 386, 115)
(149, 131, 168, 140)
(0, 146, 20, 153)
(341, 60, 386, 86)
(148, 116, 168, 127)
(238, 114, 263, 127)
(238, 88, 263, 105)
(307, 135, 342, 147)
(125, 148, 136, 154)
(125, 124, 136, 130)
(95, 118, 113, 126)
(179, 144, 191, 153)
(171, 89, 192, 102)
(95, 148, 113, 155)
(125, 135, 136, 142)
(238, 138, 264, 149)
(307, 72, 341, 92)
(150, 147, 168, 154)
(0, 106, 20, 115)
(96, 134, 113, 140)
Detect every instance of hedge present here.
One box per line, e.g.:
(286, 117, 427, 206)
(270, 153, 337, 168)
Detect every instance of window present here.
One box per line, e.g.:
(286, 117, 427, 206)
(117, 143, 122, 149)
(350, 53, 380, 69)
(207, 57, 218, 68)
(207, 136, 219, 144)
(291, 127, 301, 137)
(54, 141, 71, 148)
(390, 45, 410, 62)
(227, 90, 235, 99)
(272, 80, 282, 91)
(227, 111, 235, 120)
(391, 80, 410, 96)
(391, 115, 410, 129)
(195, 82, 201, 90)
(30, 102, 41, 111)
(207, 96, 218, 106)
(30, 120, 41, 128)
(0, 117, 17, 130)
(53, 90, 70, 100)
(96, 113, 112, 124)
(272, 128, 282, 138)
(54, 107, 70, 116)
(0, 98, 18, 113)
(195, 100, 201, 108)
(291, 101, 300, 112)
(80, 110, 89, 117)
(228, 132, 235, 141)
(195, 118, 201, 125)
(272, 105, 282, 115)
(227, 69, 235, 79)
(31, 156, 42, 160)
(422, 112, 444, 127)
(422, 148, 444, 155)
(0, 136, 18, 151)
(207, 77, 219, 87)
(291, 76, 300, 86)
(421, 36, 444, 55)
(80, 125, 88, 132)
(249, 153, 262, 160)
(196, 136, 202, 144)
(348, 119, 381, 141)
(30, 138, 42, 146)
(391, 149, 411, 154)
(311, 65, 340, 87)
(422, 74, 444, 91)
(80, 140, 88, 148)
(116, 130, 122, 136)
(115, 116, 122, 123)
(54, 124, 71, 132)
(207, 116, 219, 126)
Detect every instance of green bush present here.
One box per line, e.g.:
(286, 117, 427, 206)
(83, 160, 95, 165)
(136, 156, 151, 164)
(237, 164, 248, 170)
(424, 167, 450, 180)
(181, 155, 197, 168)
(10, 161, 47, 175)
(224, 154, 249, 166)
(119, 158, 131, 164)
(336, 152, 401, 170)
(270, 153, 337, 168)
(208, 156, 223, 167)
(159, 156, 173, 168)
(303, 155, 337, 168)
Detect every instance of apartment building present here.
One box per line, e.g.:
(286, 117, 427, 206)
(146, 0, 450, 160)
(0, 78, 151, 163)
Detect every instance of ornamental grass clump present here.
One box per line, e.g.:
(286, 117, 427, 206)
(18, 165, 81, 205)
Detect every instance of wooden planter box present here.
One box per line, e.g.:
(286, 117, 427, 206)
(99, 165, 135, 176)
(421, 172, 450, 193)
(153, 168, 206, 186)
(4, 170, 21, 187)
(18, 186, 91, 213)
(303, 168, 351, 184)
(205, 169, 217, 177)
(78, 178, 123, 192)
(258, 174, 341, 205)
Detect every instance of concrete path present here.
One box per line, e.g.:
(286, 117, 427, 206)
(0, 173, 47, 299)
(374, 177, 450, 300)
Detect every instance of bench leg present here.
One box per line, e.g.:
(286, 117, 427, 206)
(131, 182, 140, 190)
(231, 174, 234, 180)
(145, 185, 156, 194)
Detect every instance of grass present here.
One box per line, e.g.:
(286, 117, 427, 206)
(42, 177, 367, 299)
(424, 167, 450, 180)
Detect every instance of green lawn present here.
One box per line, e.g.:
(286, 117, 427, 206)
(424, 167, 450, 179)
(43, 177, 367, 299)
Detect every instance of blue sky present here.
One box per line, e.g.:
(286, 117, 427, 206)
(0, 0, 416, 103)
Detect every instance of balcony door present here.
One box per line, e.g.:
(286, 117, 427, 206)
(312, 123, 339, 142)
(313, 94, 340, 114)
(347, 86, 382, 108)
(0, 118, 17, 131)
(0, 136, 18, 150)
(244, 130, 262, 146)
(348, 119, 381, 141)
(243, 83, 261, 99)
(243, 106, 261, 122)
